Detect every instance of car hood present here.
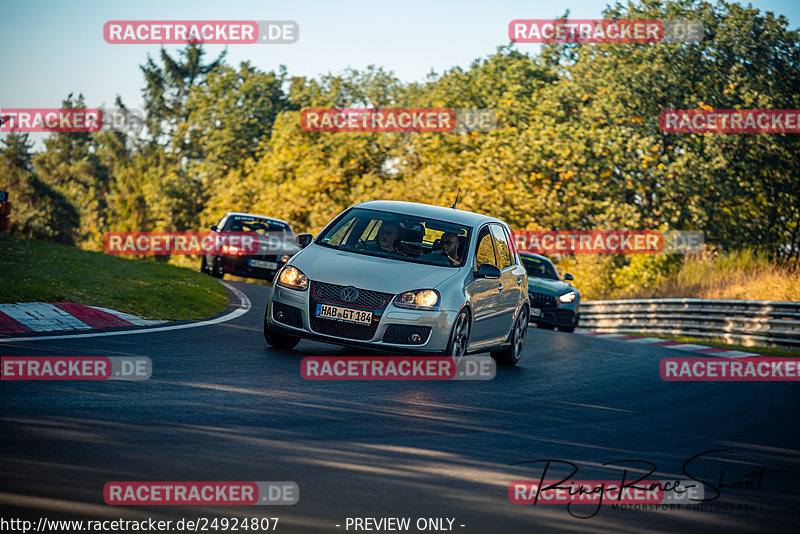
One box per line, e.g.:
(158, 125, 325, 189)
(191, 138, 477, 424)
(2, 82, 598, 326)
(255, 234, 300, 255)
(527, 276, 576, 296)
(290, 245, 460, 293)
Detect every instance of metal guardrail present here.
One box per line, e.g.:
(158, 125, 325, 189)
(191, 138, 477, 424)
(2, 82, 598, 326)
(578, 298, 800, 349)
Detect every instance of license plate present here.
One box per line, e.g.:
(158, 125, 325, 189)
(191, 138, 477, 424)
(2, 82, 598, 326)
(249, 259, 278, 269)
(315, 304, 373, 325)
(530, 307, 542, 317)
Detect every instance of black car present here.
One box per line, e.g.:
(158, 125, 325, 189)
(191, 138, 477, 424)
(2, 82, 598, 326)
(201, 212, 299, 281)
(519, 252, 581, 332)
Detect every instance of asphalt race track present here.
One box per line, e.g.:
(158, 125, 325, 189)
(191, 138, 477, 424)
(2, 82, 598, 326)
(2, 280, 799, 533)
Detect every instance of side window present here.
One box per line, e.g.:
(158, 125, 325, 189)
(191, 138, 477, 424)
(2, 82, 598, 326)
(503, 226, 519, 265)
(490, 224, 513, 269)
(475, 226, 498, 268)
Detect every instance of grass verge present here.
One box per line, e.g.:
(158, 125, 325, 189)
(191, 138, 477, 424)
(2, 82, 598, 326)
(0, 234, 229, 320)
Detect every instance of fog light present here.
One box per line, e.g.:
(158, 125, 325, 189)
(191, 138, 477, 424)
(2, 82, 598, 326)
(410, 333, 422, 343)
(275, 310, 285, 320)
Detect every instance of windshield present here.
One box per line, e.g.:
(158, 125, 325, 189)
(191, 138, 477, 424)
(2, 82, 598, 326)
(521, 255, 559, 280)
(317, 208, 471, 267)
(223, 216, 294, 238)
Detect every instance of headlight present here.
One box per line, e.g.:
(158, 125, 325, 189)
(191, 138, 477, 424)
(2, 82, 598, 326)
(394, 289, 440, 310)
(277, 265, 308, 291)
(558, 291, 577, 303)
(220, 244, 244, 255)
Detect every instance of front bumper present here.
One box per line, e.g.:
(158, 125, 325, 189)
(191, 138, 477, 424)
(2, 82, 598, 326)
(267, 282, 458, 354)
(220, 255, 288, 280)
(528, 294, 580, 328)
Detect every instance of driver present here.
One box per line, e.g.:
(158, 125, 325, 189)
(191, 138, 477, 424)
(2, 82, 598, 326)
(362, 220, 407, 255)
(439, 232, 462, 264)
(377, 221, 401, 253)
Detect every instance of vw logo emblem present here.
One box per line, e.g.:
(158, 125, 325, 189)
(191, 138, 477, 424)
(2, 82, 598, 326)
(340, 286, 359, 303)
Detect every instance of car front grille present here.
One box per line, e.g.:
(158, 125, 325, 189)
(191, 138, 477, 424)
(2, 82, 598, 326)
(309, 315, 380, 340)
(311, 281, 393, 310)
(308, 281, 390, 341)
(529, 292, 557, 309)
(382, 325, 432, 345)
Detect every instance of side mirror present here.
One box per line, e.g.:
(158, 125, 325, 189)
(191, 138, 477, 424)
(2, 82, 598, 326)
(210, 225, 218, 232)
(563, 273, 574, 281)
(294, 233, 313, 249)
(475, 263, 501, 279)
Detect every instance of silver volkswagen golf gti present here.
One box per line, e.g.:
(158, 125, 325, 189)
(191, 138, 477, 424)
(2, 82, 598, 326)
(263, 201, 530, 365)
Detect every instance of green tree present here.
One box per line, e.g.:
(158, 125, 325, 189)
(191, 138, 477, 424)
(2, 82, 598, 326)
(33, 94, 109, 249)
(0, 133, 79, 243)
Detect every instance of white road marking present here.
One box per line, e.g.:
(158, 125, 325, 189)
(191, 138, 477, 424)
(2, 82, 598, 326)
(0, 282, 252, 343)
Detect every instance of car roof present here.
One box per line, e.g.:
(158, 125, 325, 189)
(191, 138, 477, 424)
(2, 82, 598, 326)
(519, 252, 556, 266)
(351, 200, 506, 227)
(223, 212, 293, 227)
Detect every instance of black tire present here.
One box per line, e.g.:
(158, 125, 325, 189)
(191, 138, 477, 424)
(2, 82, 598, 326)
(263, 308, 300, 350)
(492, 307, 529, 366)
(445, 309, 471, 361)
(210, 257, 224, 279)
(200, 256, 209, 274)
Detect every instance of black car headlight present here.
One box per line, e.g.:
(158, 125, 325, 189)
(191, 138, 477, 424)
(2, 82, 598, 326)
(394, 289, 440, 310)
(277, 265, 308, 291)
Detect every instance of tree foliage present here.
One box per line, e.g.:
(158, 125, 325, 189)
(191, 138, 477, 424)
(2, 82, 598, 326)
(2, 0, 798, 267)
